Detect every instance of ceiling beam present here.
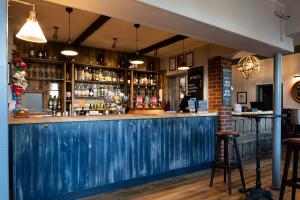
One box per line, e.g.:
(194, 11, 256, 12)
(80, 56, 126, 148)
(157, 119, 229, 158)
(139, 35, 188, 55)
(72, 15, 111, 47)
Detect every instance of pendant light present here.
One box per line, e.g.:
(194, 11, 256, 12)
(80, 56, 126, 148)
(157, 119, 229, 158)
(15, 1, 47, 43)
(237, 55, 260, 79)
(130, 24, 144, 65)
(61, 7, 78, 56)
(178, 39, 189, 70)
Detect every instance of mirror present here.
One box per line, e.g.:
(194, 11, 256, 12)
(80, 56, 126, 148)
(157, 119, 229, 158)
(291, 81, 300, 103)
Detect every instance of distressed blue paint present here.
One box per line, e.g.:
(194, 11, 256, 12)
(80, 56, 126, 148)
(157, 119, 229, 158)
(0, 1, 9, 200)
(10, 116, 217, 200)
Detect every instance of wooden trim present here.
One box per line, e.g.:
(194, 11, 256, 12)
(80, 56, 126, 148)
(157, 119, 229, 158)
(130, 70, 134, 108)
(63, 63, 67, 113)
(71, 63, 75, 115)
(139, 35, 188, 55)
(72, 15, 111, 47)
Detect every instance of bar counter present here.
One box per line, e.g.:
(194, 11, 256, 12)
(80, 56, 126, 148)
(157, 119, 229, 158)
(10, 112, 217, 200)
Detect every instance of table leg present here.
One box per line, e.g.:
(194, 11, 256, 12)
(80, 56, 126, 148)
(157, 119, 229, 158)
(255, 118, 261, 189)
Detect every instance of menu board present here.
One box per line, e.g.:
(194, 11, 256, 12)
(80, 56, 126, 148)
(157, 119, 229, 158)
(222, 67, 232, 106)
(188, 66, 204, 100)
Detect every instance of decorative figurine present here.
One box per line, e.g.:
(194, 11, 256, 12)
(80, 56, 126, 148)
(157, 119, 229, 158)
(11, 50, 29, 117)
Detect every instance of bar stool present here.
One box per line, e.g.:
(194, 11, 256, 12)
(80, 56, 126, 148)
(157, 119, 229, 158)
(210, 131, 246, 194)
(279, 138, 300, 200)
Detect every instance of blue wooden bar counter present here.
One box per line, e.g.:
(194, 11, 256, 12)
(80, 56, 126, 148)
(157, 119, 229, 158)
(9, 113, 217, 200)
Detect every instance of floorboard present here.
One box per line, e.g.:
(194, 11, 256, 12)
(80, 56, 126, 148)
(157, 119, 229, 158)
(85, 155, 300, 200)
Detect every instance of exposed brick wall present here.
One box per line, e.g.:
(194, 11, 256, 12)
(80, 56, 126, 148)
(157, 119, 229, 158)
(208, 56, 232, 132)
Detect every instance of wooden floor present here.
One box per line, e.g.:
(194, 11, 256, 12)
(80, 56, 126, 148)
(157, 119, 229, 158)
(85, 155, 300, 200)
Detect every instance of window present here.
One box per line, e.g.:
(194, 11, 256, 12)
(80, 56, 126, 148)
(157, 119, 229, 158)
(49, 82, 60, 98)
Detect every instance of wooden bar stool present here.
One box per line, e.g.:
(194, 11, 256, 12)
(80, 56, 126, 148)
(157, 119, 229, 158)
(210, 131, 246, 194)
(279, 138, 300, 200)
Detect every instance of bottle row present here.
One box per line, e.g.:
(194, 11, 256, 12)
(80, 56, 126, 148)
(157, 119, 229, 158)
(133, 73, 156, 86)
(74, 83, 126, 99)
(75, 67, 125, 83)
(48, 95, 62, 116)
(73, 99, 127, 116)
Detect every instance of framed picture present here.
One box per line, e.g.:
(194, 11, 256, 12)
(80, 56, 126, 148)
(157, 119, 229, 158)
(176, 54, 184, 68)
(169, 57, 176, 71)
(186, 52, 194, 67)
(237, 92, 247, 104)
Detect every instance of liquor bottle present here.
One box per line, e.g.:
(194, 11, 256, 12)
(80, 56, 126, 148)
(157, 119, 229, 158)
(149, 74, 153, 86)
(38, 49, 43, 58)
(84, 67, 89, 80)
(112, 72, 117, 83)
(100, 85, 104, 97)
(29, 44, 35, 58)
(89, 87, 94, 97)
(43, 49, 48, 59)
(144, 86, 150, 108)
(92, 69, 96, 81)
(89, 68, 93, 80)
(48, 96, 53, 112)
(136, 84, 143, 108)
(95, 69, 99, 81)
(93, 84, 98, 98)
(57, 96, 61, 112)
(98, 69, 103, 82)
(52, 96, 57, 116)
(97, 85, 101, 97)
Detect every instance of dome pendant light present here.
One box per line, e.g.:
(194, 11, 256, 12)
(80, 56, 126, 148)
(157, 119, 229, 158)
(61, 7, 78, 56)
(15, 2, 47, 43)
(130, 24, 144, 65)
(178, 39, 189, 70)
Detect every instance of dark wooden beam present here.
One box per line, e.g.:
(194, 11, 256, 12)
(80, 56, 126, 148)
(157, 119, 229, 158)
(139, 35, 188, 55)
(72, 15, 111, 47)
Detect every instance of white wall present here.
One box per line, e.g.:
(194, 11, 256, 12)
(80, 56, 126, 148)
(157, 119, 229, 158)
(232, 53, 300, 109)
(160, 44, 236, 106)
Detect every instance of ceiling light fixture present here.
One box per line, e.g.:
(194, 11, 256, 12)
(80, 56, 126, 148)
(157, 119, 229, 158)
(61, 7, 78, 56)
(112, 37, 117, 49)
(13, 0, 47, 43)
(237, 55, 261, 79)
(130, 24, 144, 65)
(178, 39, 189, 70)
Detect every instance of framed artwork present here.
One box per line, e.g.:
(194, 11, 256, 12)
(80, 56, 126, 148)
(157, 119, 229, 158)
(176, 54, 184, 68)
(169, 57, 176, 71)
(186, 52, 194, 67)
(237, 92, 247, 104)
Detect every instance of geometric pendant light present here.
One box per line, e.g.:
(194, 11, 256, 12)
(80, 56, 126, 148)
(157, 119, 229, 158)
(61, 7, 78, 56)
(237, 55, 261, 79)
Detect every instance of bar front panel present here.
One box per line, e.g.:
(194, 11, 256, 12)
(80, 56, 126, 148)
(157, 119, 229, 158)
(11, 116, 216, 200)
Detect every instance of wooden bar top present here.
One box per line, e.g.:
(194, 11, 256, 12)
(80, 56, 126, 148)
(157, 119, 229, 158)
(232, 111, 273, 116)
(9, 112, 217, 125)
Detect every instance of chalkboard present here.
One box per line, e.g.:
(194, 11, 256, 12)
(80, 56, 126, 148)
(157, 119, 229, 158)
(222, 67, 232, 106)
(188, 66, 204, 100)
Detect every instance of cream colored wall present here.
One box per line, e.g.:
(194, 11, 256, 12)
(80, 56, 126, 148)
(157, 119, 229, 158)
(160, 43, 236, 107)
(232, 53, 300, 109)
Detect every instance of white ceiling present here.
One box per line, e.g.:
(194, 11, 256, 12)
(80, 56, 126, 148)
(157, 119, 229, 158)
(8, 0, 207, 58)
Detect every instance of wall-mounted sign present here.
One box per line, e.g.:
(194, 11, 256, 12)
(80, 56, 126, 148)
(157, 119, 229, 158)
(222, 67, 232, 106)
(188, 66, 204, 100)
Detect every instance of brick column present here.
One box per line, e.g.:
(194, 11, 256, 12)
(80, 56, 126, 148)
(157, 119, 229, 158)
(208, 56, 232, 132)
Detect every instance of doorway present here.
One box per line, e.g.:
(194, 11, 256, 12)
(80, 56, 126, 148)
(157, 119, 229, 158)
(256, 84, 283, 110)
